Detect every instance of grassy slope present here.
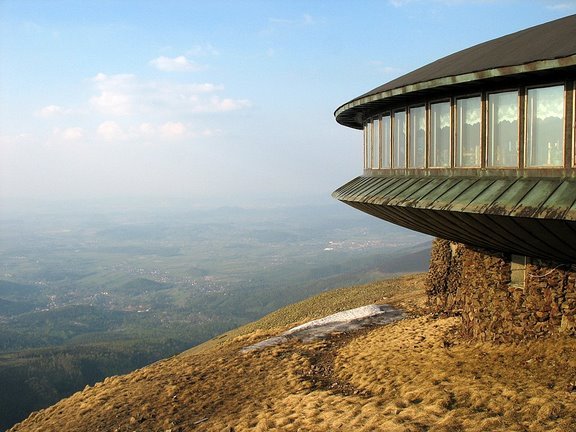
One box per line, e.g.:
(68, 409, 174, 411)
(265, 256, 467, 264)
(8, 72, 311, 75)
(9, 273, 576, 432)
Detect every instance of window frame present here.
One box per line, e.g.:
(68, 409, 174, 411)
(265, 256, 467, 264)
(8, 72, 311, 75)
(428, 99, 452, 168)
(371, 116, 381, 169)
(392, 109, 407, 169)
(524, 83, 566, 169)
(510, 254, 528, 289)
(380, 113, 392, 169)
(454, 94, 482, 168)
(363, 121, 371, 169)
(408, 104, 427, 169)
(486, 89, 520, 169)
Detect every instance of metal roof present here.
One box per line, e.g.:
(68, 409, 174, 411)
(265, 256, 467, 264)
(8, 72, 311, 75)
(335, 14, 576, 129)
(333, 175, 576, 262)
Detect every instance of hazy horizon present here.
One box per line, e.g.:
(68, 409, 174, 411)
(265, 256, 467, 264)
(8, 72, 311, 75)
(2, 0, 576, 207)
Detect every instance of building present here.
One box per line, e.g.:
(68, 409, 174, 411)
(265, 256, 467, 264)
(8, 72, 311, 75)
(333, 15, 576, 341)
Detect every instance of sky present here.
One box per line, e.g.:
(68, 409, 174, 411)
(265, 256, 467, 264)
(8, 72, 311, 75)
(1, 0, 576, 208)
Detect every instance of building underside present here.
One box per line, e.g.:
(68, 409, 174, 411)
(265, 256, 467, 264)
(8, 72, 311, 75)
(333, 175, 576, 263)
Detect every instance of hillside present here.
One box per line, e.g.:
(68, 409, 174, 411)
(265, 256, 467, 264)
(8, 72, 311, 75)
(9, 274, 576, 432)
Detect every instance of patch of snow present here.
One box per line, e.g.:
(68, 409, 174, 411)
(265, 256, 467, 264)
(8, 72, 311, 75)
(242, 304, 404, 352)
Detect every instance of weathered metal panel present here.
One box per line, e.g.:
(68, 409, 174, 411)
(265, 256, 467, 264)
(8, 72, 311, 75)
(510, 179, 563, 218)
(401, 177, 451, 207)
(536, 180, 576, 219)
(386, 177, 437, 207)
(367, 177, 415, 205)
(442, 178, 497, 212)
(484, 178, 540, 215)
(333, 175, 576, 221)
(354, 177, 391, 202)
(462, 179, 518, 213)
(414, 177, 465, 209)
(436, 178, 482, 211)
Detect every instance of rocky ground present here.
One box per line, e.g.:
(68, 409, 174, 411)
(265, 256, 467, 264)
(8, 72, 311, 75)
(8, 274, 576, 432)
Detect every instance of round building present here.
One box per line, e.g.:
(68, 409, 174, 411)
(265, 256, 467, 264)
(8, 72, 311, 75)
(333, 15, 576, 341)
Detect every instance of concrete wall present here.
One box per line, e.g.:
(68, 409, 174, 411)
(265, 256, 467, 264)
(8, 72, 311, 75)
(426, 238, 576, 342)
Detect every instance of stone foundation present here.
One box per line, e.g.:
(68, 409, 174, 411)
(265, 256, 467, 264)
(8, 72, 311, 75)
(426, 238, 576, 342)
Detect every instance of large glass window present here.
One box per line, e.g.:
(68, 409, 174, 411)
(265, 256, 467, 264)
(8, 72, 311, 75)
(409, 106, 426, 168)
(371, 117, 380, 169)
(363, 121, 372, 169)
(526, 85, 564, 167)
(393, 110, 406, 168)
(455, 96, 481, 167)
(487, 91, 519, 167)
(381, 114, 391, 168)
(430, 101, 451, 168)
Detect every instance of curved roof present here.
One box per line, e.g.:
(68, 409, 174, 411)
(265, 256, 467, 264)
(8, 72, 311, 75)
(333, 175, 576, 262)
(336, 14, 576, 129)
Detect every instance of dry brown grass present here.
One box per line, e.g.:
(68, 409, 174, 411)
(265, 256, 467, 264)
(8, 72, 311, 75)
(9, 273, 576, 432)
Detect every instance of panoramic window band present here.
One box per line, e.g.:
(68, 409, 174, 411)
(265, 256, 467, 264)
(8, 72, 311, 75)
(363, 84, 569, 171)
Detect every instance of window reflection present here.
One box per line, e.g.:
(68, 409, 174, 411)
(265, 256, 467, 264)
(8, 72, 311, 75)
(361, 86, 569, 172)
(488, 91, 519, 167)
(456, 97, 481, 167)
(430, 102, 451, 167)
(409, 106, 426, 168)
(526, 86, 564, 167)
(393, 111, 406, 168)
(371, 117, 380, 169)
(364, 121, 371, 169)
(381, 115, 391, 168)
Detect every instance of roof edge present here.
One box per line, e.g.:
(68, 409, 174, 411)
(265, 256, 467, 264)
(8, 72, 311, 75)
(335, 54, 576, 128)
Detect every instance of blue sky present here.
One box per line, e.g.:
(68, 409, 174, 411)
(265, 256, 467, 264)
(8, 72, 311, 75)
(1, 0, 575, 207)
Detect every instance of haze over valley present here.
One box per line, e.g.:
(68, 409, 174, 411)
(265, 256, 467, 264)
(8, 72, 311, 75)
(0, 200, 430, 429)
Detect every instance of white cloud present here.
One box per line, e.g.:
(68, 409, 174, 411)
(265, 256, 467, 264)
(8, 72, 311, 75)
(159, 121, 186, 138)
(150, 55, 202, 72)
(97, 120, 126, 141)
(186, 44, 219, 56)
(205, 97, 252, 113)
(368, 61, 400, 75)
(87, 73, 249, 117)
(269, 14, 316, 26)
(544, 1, 576, 10)
(54, 127, 84, 141)
(90, 73, 135, 116)
(388, 0, 414, 6)
(37, 105, 66, 117)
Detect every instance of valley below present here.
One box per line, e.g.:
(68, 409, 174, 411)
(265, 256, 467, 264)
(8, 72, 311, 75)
(0, 201, 430, 429)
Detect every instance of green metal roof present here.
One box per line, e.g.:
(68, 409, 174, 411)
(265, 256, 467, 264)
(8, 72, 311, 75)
(333, 176, 576, 262)
(333, 176, 576, 221)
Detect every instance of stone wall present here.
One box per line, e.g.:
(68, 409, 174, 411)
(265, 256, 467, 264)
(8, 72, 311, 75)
(426, 238, 576, 342)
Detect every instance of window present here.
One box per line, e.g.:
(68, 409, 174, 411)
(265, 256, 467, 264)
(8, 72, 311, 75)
(409, 106, 426, 168)
(455, 96, 481, 167)
(371, 117, 380, 169)
(510, 254, 527, 288)
(526, 85, 564, 167)
(430, 101, 451, 168)
(393, 110, 406, 168)
(364, 121, 372, 169)
(381, 114, 391, 168)
(487, 91, 519, 167)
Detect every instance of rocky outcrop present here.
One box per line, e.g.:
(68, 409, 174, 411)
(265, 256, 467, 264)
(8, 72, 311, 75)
(426, 238, 576, 342)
